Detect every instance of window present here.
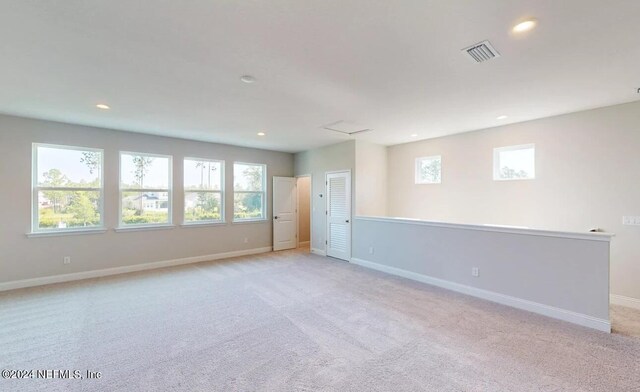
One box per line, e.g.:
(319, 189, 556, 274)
(32, 144, 104, 232)
(120, 152, 172, 226)
(233, 163, 266, 221)
(493, 144, 535, 181)
(415, 155, 442, 184)
(184, 158, 224, 224)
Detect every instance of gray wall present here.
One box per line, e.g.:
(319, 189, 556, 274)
(0, 115, 293, 283)
(386, 101, 640, 302)
(352, 217, 611, 330)
(294, 140, 355, 252)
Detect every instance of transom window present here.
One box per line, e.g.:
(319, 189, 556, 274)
(233, 163, 266, 221)
(493, 144, 535, 181)
(120, 152, 172, 226)
(184, 158, 224, 224)
(415, 155, 442, 184)
(32, 144, 104, 232)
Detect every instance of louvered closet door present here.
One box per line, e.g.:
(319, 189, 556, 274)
(326, 171, 351, 261)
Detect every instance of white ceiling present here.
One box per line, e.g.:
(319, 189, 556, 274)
(1, 1, 639, 153)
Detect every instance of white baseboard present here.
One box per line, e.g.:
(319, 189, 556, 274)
(0, 247, 273, 292)
(350, 257, 611, 333)
(611, 294, 640, 310)
(310, 248, 326, 256)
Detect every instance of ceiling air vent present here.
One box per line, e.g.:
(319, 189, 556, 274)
(462, 40, 501, 63)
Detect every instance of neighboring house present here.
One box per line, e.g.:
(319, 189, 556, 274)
(184, 192, 197, 210)
(123, 192, 169, 211)
(38, 193, 52, 208)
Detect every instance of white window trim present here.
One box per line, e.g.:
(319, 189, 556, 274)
(415, 155, 442, 184)
(118, 151, 173, 228)
(233, 162, 267, 222)
(113, 224, 175, 233)
(183, 157, 225, 224)
(31, 143, 105, 234)
(180, 221, 228, 228)
(493, 143, 535, 181)
(27, 228, 108, 238)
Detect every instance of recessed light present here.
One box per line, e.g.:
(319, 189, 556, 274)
(240, 75, 256, 83)
(96, 104, 110, 110)
(512, 19, 537, 33)
(257, 132, 266, 136)
(496, 115, 508, 120)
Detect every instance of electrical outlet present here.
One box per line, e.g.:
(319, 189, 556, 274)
(63, 256, 71, 265)
(623, 216, 640, 225)
(471, 267, 479, 277)
(243, 237, 249, 244)
(368, 246, 374, 255)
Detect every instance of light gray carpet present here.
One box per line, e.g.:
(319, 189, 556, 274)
(1, 249, 639, 391)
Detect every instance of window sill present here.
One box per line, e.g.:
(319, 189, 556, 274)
(26, 228, 108, 238)
(181, 221, 227, 228)
(232, 218, 269, 224)
(493, 177, 535, 182)
(114, 224, 176, 233)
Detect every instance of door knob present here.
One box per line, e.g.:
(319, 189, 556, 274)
(274, 216, 278, 219)
(345, 219, 350, 223)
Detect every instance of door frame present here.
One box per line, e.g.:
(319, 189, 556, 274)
(325, 169, 352, 261)
(295, 174, 311, 249)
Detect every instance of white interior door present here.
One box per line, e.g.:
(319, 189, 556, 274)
(273, 176, 297, 251)
(326, 171, 351, 261)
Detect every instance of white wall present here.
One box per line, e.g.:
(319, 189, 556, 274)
(386, 100, 640, 302)
(355, 140, 387, 216)
(0, 114, 293, 284)
(297, 176, 310, 243)
(294, 140, 355, 253)
(352, 217, 612, 331)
